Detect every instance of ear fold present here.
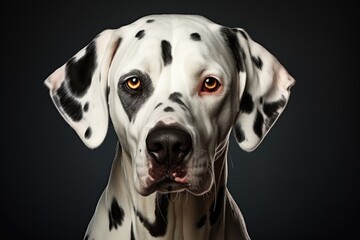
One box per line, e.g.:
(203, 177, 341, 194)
(44, 30, 121, 149)
(230, 28, 295, 152)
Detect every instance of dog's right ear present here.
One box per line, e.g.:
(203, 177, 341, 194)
(44, 30, 121, 149)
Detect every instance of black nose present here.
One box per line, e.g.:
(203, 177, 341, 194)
(146, 128, 192, 166)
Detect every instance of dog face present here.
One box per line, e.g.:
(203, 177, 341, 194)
(45, 15, 294, 196)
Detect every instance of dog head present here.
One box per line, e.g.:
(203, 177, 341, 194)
(45, 15, 294, 196)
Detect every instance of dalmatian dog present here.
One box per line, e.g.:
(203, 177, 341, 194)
(45, 14, 294, 240)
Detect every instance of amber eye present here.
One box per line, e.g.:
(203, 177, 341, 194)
(201, 77, 221, 92)
(125, 77, 141, 90)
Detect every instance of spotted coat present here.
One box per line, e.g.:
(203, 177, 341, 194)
(45, 14, 295, 240)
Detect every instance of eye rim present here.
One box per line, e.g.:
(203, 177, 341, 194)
(124, 76, 142, 91)
(201, 76, 221, 93)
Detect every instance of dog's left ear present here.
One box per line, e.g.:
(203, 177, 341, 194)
(44, 30, 121, 149)
(222, 28, 295, 152)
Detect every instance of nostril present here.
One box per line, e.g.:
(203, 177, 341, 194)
(147, 142, 163, 161)
(173, 139, 191, 155)
(146, 127, 192, 165)
(148, 142, 162, 152)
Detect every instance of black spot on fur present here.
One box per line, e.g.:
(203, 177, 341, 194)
(240, 47, 246, 61)
(106, 85, 110, 104)
(146, 19, 155, 23)
(84, 234, 89, 240)
(259, 97, 263, 104)
(234, 124, 245, 143)
(84, 127, 92, 139)
(240, 48, 246, 62)
(131, 222, 135, 240)
(136, 193, 169, 237)
(83, 102, 89, 112)
(66, 40, 97, 97)
(169, 92, 182, 99)
(108, 197, 125, 231)
(232, 28, 248, 40)
(263, 98, 286, 118)
(265, 114, 279, 131)
(161, 40, 172, 66)
(263, 98, 286, 130)
(240, 91, 254, 113)
(164, 106, 174, 112)
(155, 103, 163, 109)
(210, 187, 225, 225)
(118, 70, 154, 121)
(251, 56, 263, 70)
(56, 83, 83, 122)
(197, 215, 207, 228)
(190, 33, 201, 41)
(230, 29, 247, 61)
(135, 30, 145, 39)
(169, 92, 187, 110)
(220, 27, 244, 72)
(253, 110, 264, 138)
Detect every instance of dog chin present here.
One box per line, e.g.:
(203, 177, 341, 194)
(138, 177, 191, 196)
(137, 174, 213, 197)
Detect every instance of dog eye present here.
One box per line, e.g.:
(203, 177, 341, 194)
(201, 77, 221, 92)
(125, 77, 141, 90)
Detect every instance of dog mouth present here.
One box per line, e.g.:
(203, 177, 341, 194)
(143, 172, 191, 196)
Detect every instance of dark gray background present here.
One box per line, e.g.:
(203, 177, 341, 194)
(1, 1, 359, 239)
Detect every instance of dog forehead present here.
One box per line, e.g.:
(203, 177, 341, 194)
(132, 14, 216, 29)
(111, 15, 226, 74)
(122, 14, 220, 45)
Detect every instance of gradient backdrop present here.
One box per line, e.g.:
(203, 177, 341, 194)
(1, 1, 359, 239)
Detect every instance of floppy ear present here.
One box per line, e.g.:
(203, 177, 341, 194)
(44, 29, 121, 149)
(228, 28, 295, 152)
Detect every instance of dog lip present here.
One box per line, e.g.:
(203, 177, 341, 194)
(144, 175, 191, 195)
